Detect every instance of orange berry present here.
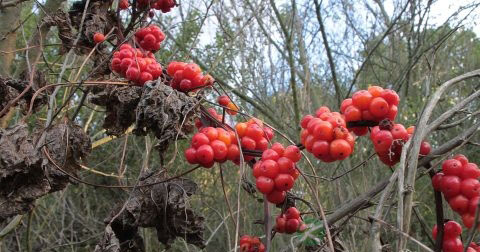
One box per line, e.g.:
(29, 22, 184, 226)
(369, 97, 389, 118)
(368, 85, 384, 97)
(352, 90, 373, 110)
(226, 102, 239, 115)
(235, 123, 247, 137)
(330, 139, 352, 160)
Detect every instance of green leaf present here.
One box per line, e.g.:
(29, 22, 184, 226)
(295, 218, 326, 246)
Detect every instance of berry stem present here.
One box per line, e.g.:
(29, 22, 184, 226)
(428, 166, 444, 252)
(346, 120, 378, 128)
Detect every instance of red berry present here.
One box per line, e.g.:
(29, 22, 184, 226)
(183, 63, 201, 80)
(391, 124, 408, 141)
(344, 106, 362, 121)
(449, 194, 469, 214)
(330, 139, 352, 160)
(461, 163, 480, 180)
(241, 136, 256, 150)
(246, 124, 264, 141)
(196, 145, 214, 166)
(260, 160, 280, 179)
(454, 154, 469, 166)
(192, 133, 209, 148)
(262, 149, 280, 161)
(184, 148, 197, 164)
(419, 141, 431, 155)
(440, 175, 461, 198)
(463, 214, 475, 228)
(442, 238, 463, 252)
(119, 0, 129, 9)
(312, 140, 330, 159)
(217, 95, 230, 106)
(369, 97, 389, 118)
(468, 196, 480, 214)
(275, 217, 286, 233)
(352, 90, 373, 110)
(256, 137, 269, 151)
(372, 130, 393, 153)
(93, 33, 105, 44)
(312, 121, 334, 141)
(368, 86, 384, 97)
(285, 219, 300, 234)
(277, 157, 294, 174)
(340, 98, 352, 113)
(271, 143, 285, 156)
(442, 159, 463, 176)
(285, 207, 301, 220)
(211, 140, 228, 162)
(301, 115, 314, 129)
(381, 89, 400, 106)
(256, 176, 275, 194)
(267, 190, 286, 204)
(227, 145, 240, 161)
(460, 178, 480, 199)
(274, 174, 294, 191)
(283, 145, 302, 162)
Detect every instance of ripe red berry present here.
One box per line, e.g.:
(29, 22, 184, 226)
(256, 137, 269, 151)
(262, 149, 280, 161)
(277, 157, 294, 174)
(256, 176, 275, 194)
(241, 136, 256, 150)
(246, 124, 264, 141)
(285, 207, 301, 220)
(461, 163, 480, 180)
(275, 217, 286, 233)
(285, 219, 300, 234)
(369, 97, 389, 118)
(449, 194, 469, 213)
(432, 172, 444, 191)
(260, 160, 280, 179)
(329, 139, 352, 160)
(93, 33, 105, 44)
(442, 159, 463, 176)
(352, 90, 373, 110)
(381, 89, 400, 106)
(312, 121, 334, 141)
(372, 130, 393, 153)
(368, 86, 384, 97)
(442, 238, 463, 252)
(184, 148, 197, 164)
(271, 143, 285, 156)
(454, 154, 469, 166)
(440, 175, 461, 198)
(283, 145, 302, 162)
(301, 115, 314, 129)
(196, 145, 214, 166)
(266, 190, 286, 204)
(119, 0, 129, 9)
(340, 98, 352, 114)
(274, 174, 294, 191)
(460, 178, 480, 199)
(312, 140, 330, 159)
(211, 140, 228, 162)
(227, 145, 240, 161)
(192, 133, 209, 148)
(344, 106, 362, 121)
(217, 95, 230, 106)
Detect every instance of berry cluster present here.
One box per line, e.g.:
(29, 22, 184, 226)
(184, 127, 239, 168)
(134, 25, 165, 51)
(370, 122, 431, 166)
(121, 0, 175, 13)
(111, 44, 163, 86)
(432, 155, 480, 228)
(195, 108, 223, 129)
(239, 235, 265, 252)
(235, 118, 274, 161)
(341, 86, 399, 136)
(93, 33, 105, 44)
(218, 95, 239, 115)
(253, 143, 301, 204)
(432, 221, 463, 252)
(300, 106, 355, 162)
(274, 207, 306, 234)
(167, 61, 214, 92)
